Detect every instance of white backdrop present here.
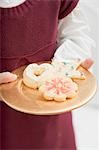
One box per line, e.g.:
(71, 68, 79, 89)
(73, 0, 99, 150)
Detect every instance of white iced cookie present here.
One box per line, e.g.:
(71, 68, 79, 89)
(39, 75, 78, 102)
(65, 70, 86, 79)
(52, 59, 81, 71)
(23, 63, 53, 89)
(52, 60, 86, 80)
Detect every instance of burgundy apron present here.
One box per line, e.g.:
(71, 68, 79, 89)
(0, 0, 79, 149)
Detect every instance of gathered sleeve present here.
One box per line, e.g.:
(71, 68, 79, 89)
(54, 3, 95, 62)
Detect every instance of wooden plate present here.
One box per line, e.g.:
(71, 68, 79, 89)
(0, 65, 97, 115)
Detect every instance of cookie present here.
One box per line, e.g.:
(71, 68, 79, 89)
(39, 75, 78, 102)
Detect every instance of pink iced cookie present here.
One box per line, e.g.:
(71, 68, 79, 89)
(39, 76, 78, 102)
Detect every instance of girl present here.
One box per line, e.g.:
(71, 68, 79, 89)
(0, 0, 94, 149)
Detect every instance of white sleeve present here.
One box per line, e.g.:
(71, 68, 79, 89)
(53, 4, 95, 62)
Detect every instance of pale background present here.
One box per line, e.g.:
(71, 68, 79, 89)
(73, 0, 99, 150)
(0, 0, 98, 149)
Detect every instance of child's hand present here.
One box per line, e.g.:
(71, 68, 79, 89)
(0, 72, 17, 84)
(81, 58, 94, 69)
(0, 72, 17, 101)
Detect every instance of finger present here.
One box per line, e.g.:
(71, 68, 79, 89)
(81, 59, 94, 69)
(0, 72, 17, 84)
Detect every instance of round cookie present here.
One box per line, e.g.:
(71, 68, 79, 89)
(23, 63, 53, 89)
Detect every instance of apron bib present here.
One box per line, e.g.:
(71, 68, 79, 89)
(0, 0, 78, 149)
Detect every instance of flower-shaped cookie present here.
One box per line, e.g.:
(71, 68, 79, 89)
(39, 76, 78, 102)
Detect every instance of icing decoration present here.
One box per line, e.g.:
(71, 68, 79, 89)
(39, 76, 78, 102)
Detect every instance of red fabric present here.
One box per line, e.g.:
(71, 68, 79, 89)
(0, 0, 79, 149)
(59, 0, 79, 19)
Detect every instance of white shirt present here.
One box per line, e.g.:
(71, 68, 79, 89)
(54, 3, 95, 63)
(0, 0, 95, 63)
(0, 0, 26, 8)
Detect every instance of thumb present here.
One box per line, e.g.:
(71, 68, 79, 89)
(0, 72, 17, 84)
(81, 58, 94, 69)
